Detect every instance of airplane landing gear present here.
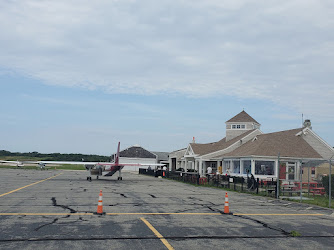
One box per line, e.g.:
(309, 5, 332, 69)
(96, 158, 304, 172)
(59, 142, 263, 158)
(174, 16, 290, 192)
(118, 169, 122, 180)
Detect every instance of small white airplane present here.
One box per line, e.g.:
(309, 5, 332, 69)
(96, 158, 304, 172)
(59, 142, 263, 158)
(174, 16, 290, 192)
(0, 160, 24, 167)
(1, 142, 165, 181)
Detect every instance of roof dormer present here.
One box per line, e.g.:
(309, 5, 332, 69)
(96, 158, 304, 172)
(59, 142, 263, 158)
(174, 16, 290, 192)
(225, 111, 261, 141)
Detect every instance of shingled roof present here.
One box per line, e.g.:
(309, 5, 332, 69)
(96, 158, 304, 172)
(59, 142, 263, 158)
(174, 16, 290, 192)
(223, 128, 322, 159)
(116, 146, 157, 159)
(190, 129, 257, 156)
(226, 110, 260, 124)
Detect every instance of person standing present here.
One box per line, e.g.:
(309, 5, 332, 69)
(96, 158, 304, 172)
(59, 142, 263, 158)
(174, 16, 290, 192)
(162, 165, 167, 178)
(207, 166, 212, 174)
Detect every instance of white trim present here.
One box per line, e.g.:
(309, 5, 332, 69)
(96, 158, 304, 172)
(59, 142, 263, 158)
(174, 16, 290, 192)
(201, 129, 263, 158)
(302, 128, 334, 154)
(229, 124, 247, 130)
(184, 144, 195, 156)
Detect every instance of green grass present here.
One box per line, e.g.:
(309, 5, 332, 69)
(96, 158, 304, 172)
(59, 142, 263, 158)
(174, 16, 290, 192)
(53, 164, 85, 170)
(0, 164, 85, 171)
(0, 156, 44, 161)
(290, 230, 302, 237)
(299, 194, 334, 209)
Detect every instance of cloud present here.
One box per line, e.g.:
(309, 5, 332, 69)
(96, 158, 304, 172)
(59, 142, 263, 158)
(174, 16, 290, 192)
(0, 0, 333, 121)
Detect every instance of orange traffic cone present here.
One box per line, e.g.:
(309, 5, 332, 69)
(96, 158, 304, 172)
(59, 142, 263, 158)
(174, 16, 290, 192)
(95, 190, 105, 215)
(224, 192, 232, 214)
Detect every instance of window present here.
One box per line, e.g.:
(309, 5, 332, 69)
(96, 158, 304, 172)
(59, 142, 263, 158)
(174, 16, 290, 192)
(231, 124, 246, 129)
(287, 162, 296, 180)
(242, 160, 251, 174)
(224, 160, 231, 174)
(255, 161, 275, 175)
(311, 168, 315, 175)
(233, 160, 240, 174)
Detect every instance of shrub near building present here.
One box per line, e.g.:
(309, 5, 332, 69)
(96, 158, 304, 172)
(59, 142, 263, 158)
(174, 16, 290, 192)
(322, 175, 334, 198)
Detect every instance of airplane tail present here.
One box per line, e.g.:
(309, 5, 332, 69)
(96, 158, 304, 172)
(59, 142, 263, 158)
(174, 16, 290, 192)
(115, 142, 120, 165)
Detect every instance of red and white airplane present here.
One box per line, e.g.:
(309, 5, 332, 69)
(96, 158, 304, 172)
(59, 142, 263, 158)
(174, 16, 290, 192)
(0, 142, 165, 181)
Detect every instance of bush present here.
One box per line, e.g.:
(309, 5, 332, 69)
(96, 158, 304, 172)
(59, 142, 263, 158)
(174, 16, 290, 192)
(322, 174, 334, 198)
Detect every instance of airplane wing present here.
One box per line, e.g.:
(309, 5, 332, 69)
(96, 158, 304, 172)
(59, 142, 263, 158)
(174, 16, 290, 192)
(30, 161, 101, 165)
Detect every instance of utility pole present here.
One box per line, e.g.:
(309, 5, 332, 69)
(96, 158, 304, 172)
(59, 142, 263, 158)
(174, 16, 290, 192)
(329, 155, 333, 208)
(308, 165, 310, 197)
(276, 153, 280, 199)
(300, 159, 303, 203)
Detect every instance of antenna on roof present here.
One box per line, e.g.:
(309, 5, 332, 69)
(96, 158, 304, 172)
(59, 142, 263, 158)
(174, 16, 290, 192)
(302, 113, 304, 128)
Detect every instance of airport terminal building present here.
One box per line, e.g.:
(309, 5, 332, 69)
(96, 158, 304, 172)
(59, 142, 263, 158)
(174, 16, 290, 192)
(168, 111, 334, 182)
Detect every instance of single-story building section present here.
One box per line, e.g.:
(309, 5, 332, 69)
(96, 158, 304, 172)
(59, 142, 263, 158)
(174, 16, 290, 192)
(111, 145, 168, 171)
(302, 160, 334, 182)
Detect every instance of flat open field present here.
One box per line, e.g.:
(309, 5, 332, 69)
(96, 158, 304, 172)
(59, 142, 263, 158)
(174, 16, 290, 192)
(0, 169, 333, 250)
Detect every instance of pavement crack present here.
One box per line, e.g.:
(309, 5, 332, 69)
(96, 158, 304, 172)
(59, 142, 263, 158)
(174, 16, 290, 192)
(34, 218, 58, 231)
(51, 197, 77, 213)
(232, 214, 290, 236)
(205, 206, 216, 212)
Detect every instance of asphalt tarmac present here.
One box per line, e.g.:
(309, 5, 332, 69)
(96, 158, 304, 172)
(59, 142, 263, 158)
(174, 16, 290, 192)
(0, 169, 333, 249)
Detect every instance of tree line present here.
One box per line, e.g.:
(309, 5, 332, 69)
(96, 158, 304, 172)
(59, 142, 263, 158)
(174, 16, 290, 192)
(0, 150, 111, 162)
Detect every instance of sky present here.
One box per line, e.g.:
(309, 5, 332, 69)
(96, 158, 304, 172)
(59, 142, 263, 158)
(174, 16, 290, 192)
(0, 0, 333, 155)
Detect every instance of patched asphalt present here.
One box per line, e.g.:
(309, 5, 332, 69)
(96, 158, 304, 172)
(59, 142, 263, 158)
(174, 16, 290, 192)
(0, 169, 333, 249)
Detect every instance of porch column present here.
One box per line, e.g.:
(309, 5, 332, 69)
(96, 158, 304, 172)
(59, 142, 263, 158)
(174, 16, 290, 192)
(251, 160, 255, 175)
(199, 160, 203, 176)
(297, 161, 301, 181)
(240, 160, 244, 175)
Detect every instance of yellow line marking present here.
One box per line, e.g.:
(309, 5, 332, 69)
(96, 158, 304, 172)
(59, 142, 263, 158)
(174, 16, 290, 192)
(0, 173, 63, 197)
(0, 212, 325, 216)
(140, 217, 174, 250)
(0, 213, 93, 216)
(107, 212, 221, 215)
(234, 213, 325, 216)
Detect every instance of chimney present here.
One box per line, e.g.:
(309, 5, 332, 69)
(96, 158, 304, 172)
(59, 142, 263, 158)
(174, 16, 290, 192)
(192, 137, 195, 143)
(303, 119, 312, 129)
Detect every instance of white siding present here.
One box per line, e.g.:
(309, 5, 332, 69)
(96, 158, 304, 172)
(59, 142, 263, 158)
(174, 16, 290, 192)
(119, 157, 157, 171)
(302, 131, 334, 160)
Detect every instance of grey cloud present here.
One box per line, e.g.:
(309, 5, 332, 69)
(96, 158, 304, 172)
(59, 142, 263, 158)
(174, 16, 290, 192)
(0, 0, 333, 120)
